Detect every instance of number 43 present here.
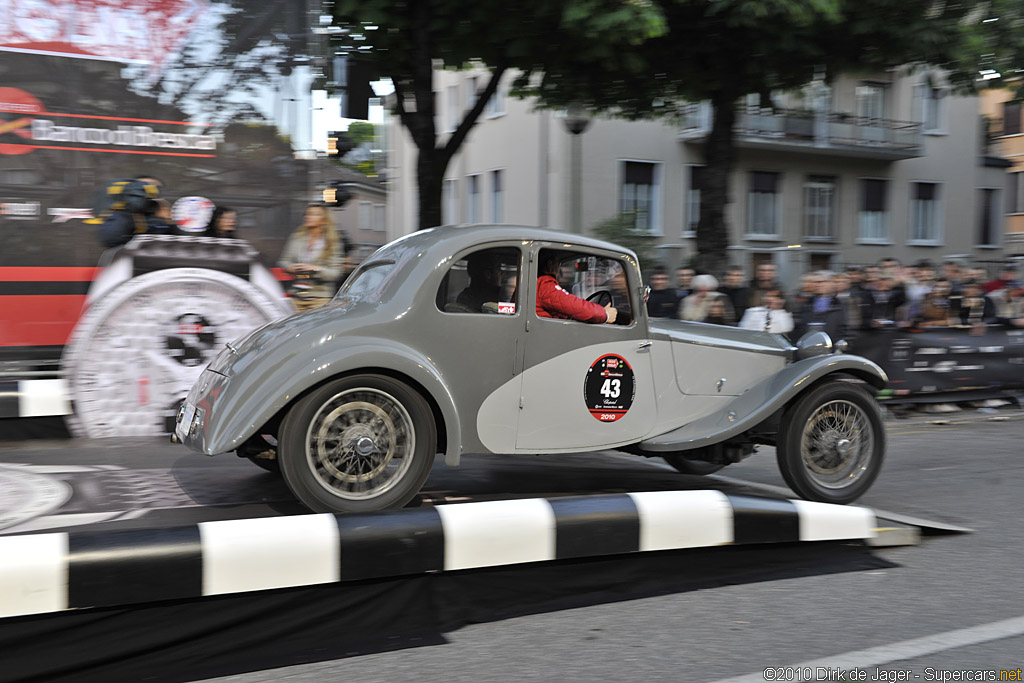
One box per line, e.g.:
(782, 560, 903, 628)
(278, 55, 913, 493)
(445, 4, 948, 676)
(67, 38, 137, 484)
(600, 378, 620, 399)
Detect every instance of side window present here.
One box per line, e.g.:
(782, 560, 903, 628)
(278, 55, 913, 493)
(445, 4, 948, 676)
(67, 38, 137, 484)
(436, 247, 520, 314)
(536, 249, 633, 323)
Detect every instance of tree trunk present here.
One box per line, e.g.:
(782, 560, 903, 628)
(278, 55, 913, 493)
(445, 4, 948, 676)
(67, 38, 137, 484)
(417, 152, 444, 230)
(695, 93, 737, 278)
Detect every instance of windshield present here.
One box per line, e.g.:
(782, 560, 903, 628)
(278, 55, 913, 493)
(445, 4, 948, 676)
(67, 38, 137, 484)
(338, 261, 395, 296)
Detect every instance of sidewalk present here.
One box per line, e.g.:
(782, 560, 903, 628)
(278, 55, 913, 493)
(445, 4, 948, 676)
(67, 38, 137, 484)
(881, 398, 1024, 425)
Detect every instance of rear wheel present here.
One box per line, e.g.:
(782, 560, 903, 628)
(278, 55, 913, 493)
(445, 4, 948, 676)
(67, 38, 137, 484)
(776, 380, 884, 504)
(278, 374, 437, 513)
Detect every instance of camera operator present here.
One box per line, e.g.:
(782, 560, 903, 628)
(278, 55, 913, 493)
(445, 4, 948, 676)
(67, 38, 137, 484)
(98, 176, 178, 248)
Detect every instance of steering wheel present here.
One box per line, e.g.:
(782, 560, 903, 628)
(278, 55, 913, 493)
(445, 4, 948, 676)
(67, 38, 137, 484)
(586, 290, 613, 307)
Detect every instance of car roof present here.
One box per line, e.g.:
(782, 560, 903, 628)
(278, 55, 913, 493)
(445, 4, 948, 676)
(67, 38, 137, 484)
(369, 224, 638, 264)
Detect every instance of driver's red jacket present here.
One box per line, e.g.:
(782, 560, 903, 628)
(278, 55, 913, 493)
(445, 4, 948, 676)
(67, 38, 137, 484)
(535, 275, 608, 323)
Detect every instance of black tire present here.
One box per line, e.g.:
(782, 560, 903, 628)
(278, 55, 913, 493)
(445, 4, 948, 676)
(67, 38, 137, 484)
(278, 374, 437, 513)
(662, 453, 726, 476)
(776, 380, 885, 504)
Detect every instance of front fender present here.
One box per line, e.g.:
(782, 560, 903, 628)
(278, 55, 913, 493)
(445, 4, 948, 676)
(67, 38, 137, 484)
(639, 354, 887, 452)
(198, 336, 462, 465)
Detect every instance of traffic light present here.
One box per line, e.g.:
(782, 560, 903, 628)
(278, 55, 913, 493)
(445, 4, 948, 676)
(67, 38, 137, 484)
(322, 182, 353, 207)
(327, 131, 355, 158)
(333, 56, 378, 120)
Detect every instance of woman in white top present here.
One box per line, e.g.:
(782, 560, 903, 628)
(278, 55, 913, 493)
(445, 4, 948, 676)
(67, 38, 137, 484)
(739, 287, 794, 334)
(279, 204, 343, 311)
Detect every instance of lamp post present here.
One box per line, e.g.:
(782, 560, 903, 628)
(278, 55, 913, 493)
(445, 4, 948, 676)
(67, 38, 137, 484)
(562, 103, 591, 233)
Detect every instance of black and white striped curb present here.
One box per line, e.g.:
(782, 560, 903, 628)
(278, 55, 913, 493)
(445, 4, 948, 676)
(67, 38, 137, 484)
(0, 491, 876, 619)
(0, 379, 70, 419)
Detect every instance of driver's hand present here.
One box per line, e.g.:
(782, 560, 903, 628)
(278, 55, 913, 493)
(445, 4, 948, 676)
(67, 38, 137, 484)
(604, 305, 618, 324)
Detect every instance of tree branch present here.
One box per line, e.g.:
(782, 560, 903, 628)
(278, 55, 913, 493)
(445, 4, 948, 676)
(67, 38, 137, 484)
(442, 62, 507, 162)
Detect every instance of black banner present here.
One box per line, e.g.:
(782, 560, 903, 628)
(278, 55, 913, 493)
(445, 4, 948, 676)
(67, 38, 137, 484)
(848, 326, 1024, 398)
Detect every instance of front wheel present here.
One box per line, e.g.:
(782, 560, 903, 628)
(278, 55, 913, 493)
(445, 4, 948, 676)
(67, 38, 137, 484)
(776, 380, 885, 504)
(278, 374, 437, 513)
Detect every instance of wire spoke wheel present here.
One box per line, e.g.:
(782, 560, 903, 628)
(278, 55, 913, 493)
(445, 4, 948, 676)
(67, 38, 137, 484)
(777, 381, 885, 504)
(279, 375, 436, 513)
(799, 399, 872, 489)
(307, 389, 415, 500)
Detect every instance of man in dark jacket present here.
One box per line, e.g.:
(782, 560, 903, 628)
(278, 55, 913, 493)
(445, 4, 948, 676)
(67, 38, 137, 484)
(646, 267, 679, 318)
(717, 266, 751, 321)
(792, 271, 846, 341)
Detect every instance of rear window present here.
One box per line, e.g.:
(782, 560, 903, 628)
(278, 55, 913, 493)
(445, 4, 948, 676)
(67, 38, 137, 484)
(338, 261, 395, 296)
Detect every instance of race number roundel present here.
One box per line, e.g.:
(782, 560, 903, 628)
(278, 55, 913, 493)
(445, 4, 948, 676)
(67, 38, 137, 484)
(584, 354, 636, 422)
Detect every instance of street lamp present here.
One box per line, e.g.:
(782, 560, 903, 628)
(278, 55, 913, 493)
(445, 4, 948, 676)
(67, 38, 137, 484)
(561, 103, 591, 233)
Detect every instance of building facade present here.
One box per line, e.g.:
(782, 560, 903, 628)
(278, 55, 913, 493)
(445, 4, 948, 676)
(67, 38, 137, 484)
(384, 66, 1013, 286)
(980, 85, 1024, 257)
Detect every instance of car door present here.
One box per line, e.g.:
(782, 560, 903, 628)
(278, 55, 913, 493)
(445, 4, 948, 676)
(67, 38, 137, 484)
(431, 242, 525, 455)
(516, 242, 656, 452)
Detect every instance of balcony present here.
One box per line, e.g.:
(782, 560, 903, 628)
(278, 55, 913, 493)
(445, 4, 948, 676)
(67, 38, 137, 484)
(679, 104, 923, 160)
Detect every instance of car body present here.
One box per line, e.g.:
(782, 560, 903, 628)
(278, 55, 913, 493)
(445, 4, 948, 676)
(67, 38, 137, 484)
(175, 225, 888, 512)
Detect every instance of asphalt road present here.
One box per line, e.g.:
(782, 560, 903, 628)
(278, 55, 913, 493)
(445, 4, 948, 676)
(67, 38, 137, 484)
(199, 410, 1024, 683)
(2, 408, 1023, 682)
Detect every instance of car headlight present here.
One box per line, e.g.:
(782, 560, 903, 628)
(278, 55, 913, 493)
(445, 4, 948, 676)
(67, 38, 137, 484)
(794, 329, 833, 360)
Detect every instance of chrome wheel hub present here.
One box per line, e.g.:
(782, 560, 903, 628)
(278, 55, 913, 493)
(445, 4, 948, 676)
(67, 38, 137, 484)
(800, 399, 873, 489)
(305, 388, 415, 500)
(353, 435, 377, 457)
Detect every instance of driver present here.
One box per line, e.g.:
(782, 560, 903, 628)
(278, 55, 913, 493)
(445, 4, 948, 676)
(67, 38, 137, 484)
(537, 253, 618, 324)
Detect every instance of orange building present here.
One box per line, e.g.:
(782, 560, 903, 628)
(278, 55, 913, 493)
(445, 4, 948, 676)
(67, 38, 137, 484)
(980, 85, 1024, 256)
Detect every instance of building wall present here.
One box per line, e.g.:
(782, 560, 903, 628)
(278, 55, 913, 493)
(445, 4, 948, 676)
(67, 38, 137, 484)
(386, 67, 1010, 287)
(980, 85, 1024, 256)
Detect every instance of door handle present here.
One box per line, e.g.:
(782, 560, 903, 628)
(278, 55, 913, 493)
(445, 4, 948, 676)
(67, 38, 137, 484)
(638, 340, 652, 349)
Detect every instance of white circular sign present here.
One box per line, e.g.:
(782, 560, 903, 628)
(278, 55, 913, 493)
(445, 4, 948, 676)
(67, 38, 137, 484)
(62, 267, 290, 438)
(171, 196, 215, 233)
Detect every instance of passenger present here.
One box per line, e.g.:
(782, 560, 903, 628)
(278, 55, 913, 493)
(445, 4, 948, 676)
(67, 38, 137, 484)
(536, 253, 617, 324)
(456, 251, 503, 312)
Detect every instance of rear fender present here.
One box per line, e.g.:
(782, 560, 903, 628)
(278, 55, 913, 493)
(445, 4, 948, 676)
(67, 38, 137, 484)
(639, 354, 886, 453)
(200, 337, 462, 464)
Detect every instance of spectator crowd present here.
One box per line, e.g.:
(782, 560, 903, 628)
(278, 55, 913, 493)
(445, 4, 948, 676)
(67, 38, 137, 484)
(645, 259, 1024, 340)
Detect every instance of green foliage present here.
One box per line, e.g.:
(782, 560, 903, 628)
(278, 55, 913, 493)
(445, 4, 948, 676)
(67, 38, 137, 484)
(345, 121, 375, 145)
(130, 0, 312, 129)
(590, 213, 660, 274)
(328, 0, 668, 228)
(515, 0, 1024, 271)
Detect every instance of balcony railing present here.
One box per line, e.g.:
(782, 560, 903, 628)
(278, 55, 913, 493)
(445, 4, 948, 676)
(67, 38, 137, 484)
(679, 104, 922, 159)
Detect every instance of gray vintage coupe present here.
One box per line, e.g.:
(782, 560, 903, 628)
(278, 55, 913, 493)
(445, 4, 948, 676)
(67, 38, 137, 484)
(174, 225, 887, 513)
